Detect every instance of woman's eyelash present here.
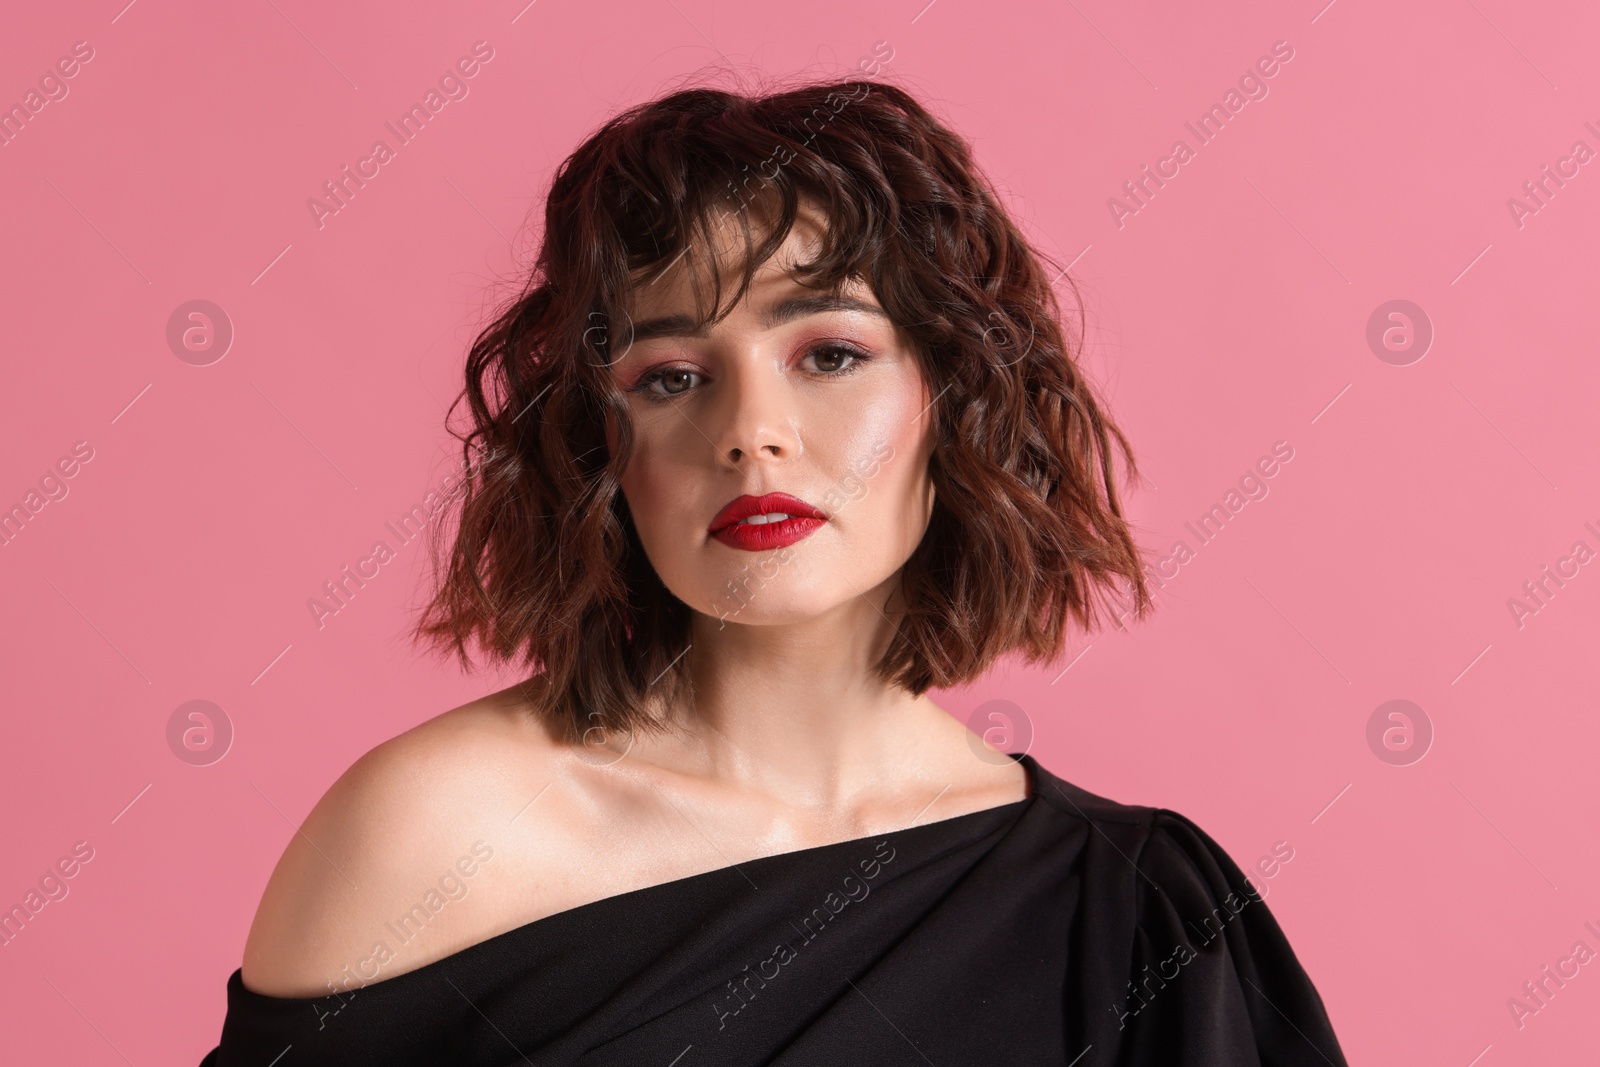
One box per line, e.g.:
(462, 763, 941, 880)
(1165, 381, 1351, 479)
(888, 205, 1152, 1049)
(628, 343, 872, 402)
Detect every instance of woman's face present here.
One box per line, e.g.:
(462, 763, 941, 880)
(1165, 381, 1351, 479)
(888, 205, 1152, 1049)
(603, 204, 938, 628)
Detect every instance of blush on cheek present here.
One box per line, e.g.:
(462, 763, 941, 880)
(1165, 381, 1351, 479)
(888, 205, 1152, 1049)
(868, 380, 937, 526)
(865, 379, 932, 464)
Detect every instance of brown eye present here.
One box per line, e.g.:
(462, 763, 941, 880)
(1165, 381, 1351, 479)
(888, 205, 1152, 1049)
(806, 343, 870, 376)
(656, 370, 696, 395)
(630, 367, 703, 401)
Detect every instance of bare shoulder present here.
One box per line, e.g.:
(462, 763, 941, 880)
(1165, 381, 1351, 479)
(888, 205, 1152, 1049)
(240, 682, 568, 998)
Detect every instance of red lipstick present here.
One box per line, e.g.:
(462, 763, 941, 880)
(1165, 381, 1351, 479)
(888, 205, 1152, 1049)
(708, 491, 827, 551)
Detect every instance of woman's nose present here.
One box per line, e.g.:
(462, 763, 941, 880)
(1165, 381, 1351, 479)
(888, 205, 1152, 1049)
(711, 360, 802, 467)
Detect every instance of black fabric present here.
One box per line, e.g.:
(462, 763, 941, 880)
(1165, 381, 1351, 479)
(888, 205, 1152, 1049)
(198, 753, 1349, 1066)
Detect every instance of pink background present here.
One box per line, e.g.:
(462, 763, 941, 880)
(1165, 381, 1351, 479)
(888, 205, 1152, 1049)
(2, 0, 1597, 1063)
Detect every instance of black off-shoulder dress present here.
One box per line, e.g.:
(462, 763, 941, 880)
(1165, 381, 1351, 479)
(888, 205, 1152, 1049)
(198, 753, 1349, 1066)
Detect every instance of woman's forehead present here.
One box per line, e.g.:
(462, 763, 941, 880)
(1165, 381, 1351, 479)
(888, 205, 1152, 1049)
(625, 198, 836, 315)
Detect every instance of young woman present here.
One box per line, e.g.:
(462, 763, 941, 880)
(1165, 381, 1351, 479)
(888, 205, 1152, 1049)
(201, 77, 1349, 1065)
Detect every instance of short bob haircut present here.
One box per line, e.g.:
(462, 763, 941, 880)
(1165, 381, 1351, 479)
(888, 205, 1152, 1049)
(413, 74, 1154, 745)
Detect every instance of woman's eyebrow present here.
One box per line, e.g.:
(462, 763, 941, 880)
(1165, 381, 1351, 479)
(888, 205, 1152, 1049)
(627, 294, 891, 344)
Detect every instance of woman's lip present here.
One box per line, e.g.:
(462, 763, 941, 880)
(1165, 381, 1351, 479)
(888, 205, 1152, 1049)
(708, 491, 827, 533)
(711, 516, 825, 551)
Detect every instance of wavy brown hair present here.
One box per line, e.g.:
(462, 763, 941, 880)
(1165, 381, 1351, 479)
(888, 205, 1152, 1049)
(412, 74, 1153, 745)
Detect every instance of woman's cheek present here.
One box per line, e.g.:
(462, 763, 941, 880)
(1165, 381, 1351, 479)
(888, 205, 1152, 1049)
(620, 450, 676, 538)
(854, 396, 924, 488)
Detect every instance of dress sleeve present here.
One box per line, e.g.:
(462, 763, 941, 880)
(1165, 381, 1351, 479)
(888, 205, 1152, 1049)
(1113, 809, 1349, 1067)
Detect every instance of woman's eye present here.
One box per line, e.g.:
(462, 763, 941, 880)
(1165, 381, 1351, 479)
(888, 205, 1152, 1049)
(629, 344, 869, 402)
(632, 368, 703, 399)
(807, 343, 868, 375)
